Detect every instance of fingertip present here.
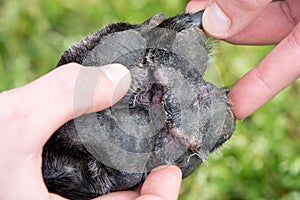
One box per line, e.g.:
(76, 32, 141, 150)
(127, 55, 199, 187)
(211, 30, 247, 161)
(228, 89, 249, 120)
(102, 63, 132, 105)
(102, 63, 131, 85)
(139, 165, 182, 200)
(151, 165, 182, 177)
(228, 67, 273, 120)
(202, 0, 272, 39)
(228, 73, 265, 121)
(72, 63, 131, 117)
(94, 191, 139, 200)
(186, 0, 209, 13)
(49, 193, 68, 200)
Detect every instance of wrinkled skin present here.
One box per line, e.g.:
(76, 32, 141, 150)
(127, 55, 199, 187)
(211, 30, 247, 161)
(42, 11, 235, 200)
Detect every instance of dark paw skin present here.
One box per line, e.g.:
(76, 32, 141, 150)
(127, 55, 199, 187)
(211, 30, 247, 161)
(42, 11, 236, 200)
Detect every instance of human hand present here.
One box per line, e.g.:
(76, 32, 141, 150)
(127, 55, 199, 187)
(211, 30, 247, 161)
(0, 62, 181, 200)
(186, 0, 300, 119)
(0, 63, 131, 199)
(0, 63, 181, 200)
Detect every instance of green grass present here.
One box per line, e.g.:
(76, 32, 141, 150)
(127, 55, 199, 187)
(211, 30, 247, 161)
(1, 0, 300, 199)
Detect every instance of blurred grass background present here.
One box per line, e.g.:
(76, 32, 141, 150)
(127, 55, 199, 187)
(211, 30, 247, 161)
(1, 0, 299, 199)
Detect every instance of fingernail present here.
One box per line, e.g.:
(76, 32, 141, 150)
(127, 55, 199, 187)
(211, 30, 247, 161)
(203, 3, 231, 37)
(102, 63, 131, 104)
(186, 1, 207, 13)
(103, 63, 131, 85)
(151, 165, 170, 172)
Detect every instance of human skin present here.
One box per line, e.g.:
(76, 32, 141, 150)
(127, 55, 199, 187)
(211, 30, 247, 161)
(186, 0, 300, 120)
(0, 63, 182, 200)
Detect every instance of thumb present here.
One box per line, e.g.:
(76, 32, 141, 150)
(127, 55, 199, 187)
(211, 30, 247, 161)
(1, 63, 131, 149)
(200, 0, 271, 38)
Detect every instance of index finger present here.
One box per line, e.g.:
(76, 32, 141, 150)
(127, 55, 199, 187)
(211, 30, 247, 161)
(228, 23, 300, 119)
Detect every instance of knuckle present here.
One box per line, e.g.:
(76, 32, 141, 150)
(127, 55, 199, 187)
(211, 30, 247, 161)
(286, 24, 300, 51)
(279, 1, 298, 26)
(52, 63, 82, 98)
(253, 67, 272, 93)
(0, 90, 30, 131)
(285, 24, 300, 76)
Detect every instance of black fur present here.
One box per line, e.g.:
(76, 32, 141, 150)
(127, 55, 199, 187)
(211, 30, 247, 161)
(43, 11, 235, 200)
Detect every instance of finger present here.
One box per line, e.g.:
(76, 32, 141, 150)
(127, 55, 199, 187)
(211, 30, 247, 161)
(202, 0, 271, 38)
(94, 191, 139, 200)
(186, 0, 210, 13)
(49, 193, 69, 200)
(136, 165, 182, 200)
(229, 22, 300, 120)
(226, 1, 299, 44)
(0, 63, 131, 149)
